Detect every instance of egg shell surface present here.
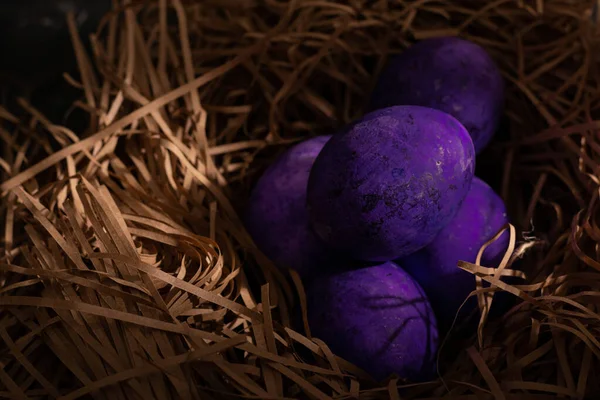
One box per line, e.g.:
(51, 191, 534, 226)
(369, 36, 505, 153)
(245, 135, 333, 281)
(306, 261, 438, 381)
(307, 105, 475, 262)
(400, 177, 510, 332)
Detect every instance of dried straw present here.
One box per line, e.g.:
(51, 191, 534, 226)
(2, 0, 600, 398)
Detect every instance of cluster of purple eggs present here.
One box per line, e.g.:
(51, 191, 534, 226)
(245, 37, 510, 382)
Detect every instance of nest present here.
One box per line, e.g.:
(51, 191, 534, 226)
(1, 0, 600, 398)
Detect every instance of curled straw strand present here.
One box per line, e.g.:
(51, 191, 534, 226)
(2, 0, 600, 399)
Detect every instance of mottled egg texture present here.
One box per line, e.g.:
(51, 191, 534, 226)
(307, 106, 475, 262)
(244, 135, 332, 281)
(306, 262, 438, 381)
(369, 36, 505, 153)
(400, 177, 509, 332)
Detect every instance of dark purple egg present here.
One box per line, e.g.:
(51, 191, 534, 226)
(306, 261, 438, 381)
(307, 105, 475, 262)
(369, 36, 505, 153)
(245, 135, 333, 281)
(399, 177, 509, 333)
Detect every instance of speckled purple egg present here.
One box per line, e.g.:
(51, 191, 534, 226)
(369, 36, 505, 153)
(307, 105, 475, 262)
(244, 135, 333, 281)
(399, 177, 509, 333)
(306, 261, 438, 381)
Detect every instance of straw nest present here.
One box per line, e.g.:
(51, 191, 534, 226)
(1, 0, 600, 399)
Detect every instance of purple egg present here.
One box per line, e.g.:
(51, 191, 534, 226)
(369, 37, 505, 153)
(399, 177, 509, 332)
(307, 105, 475, 262)
(306, 261, 438, 381)
(244, 135, 333, 281)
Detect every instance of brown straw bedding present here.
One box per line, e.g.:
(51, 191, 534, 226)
(1, 0, 600, 398)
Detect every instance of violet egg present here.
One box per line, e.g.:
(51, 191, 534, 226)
(307, 105, 475, 262)
(369, 36, 505, 153)
(400, 177, 510, 333)
(244, 135, 333, 281)
(306, 261, 438, 381)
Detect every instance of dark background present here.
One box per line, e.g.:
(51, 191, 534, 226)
(0, 0, 111, 122)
